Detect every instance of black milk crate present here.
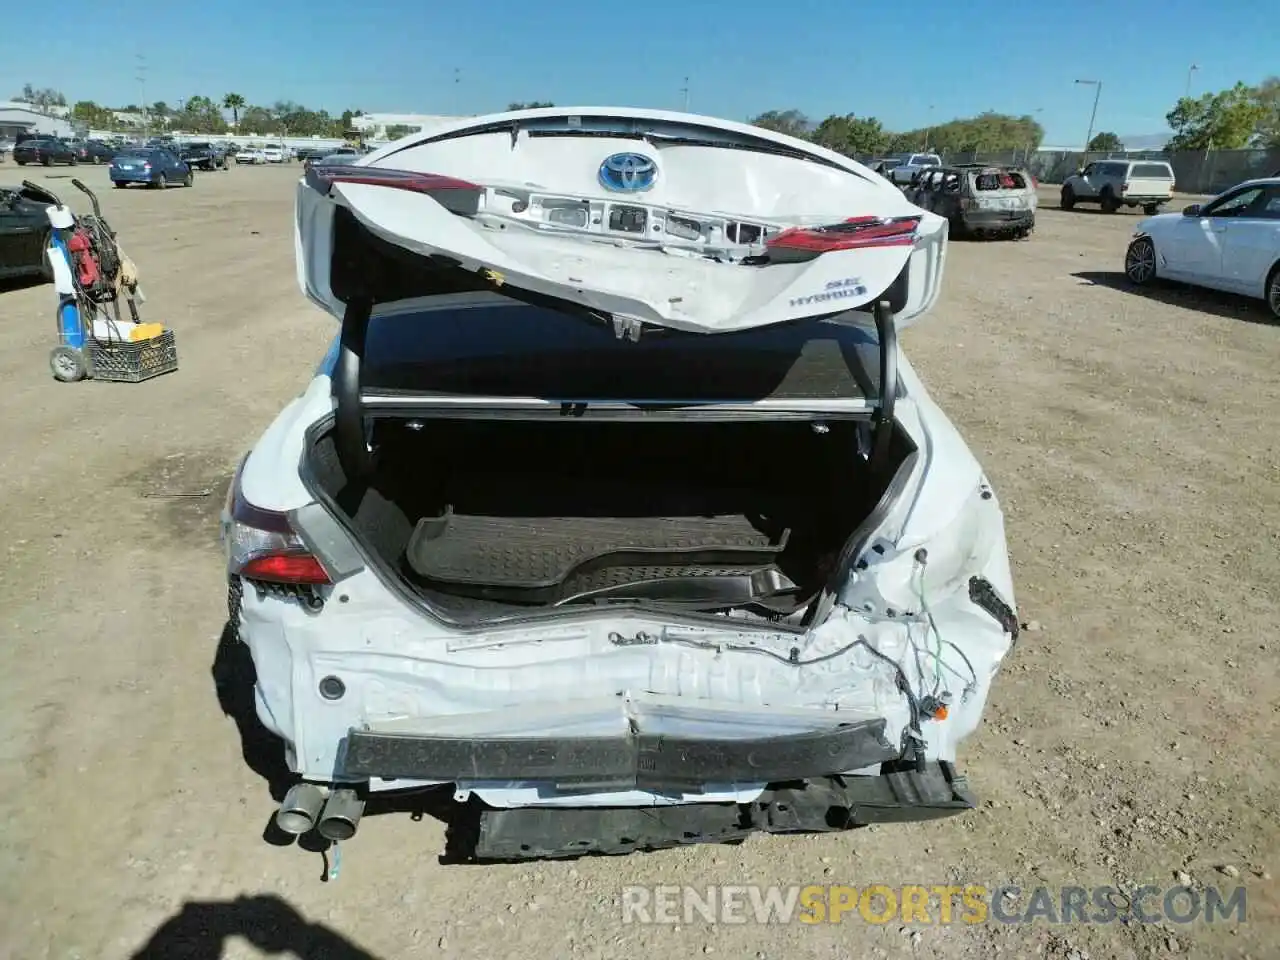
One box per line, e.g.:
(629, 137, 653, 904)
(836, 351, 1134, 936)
(89, 329, 179, 383)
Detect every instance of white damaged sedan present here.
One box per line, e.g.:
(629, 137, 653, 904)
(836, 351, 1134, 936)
(221, 106, 1020, 859)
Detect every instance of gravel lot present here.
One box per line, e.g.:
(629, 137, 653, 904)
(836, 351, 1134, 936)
(1, 163, 1276, 960)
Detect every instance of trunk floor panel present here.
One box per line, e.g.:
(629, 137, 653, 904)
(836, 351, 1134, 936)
(404, 513, 788, 589)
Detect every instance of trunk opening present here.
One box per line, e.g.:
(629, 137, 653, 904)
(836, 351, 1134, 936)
(305, 414, 914, 626)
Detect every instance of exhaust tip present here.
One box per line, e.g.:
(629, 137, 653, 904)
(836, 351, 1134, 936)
(317, 788, 365, 842)
(276, 783, 326, 835)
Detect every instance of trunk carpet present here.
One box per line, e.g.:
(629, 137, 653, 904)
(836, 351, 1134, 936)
(404, 513, 788, 590)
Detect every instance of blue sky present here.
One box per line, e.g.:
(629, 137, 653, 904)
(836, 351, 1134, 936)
(2, 0, 1273, 145)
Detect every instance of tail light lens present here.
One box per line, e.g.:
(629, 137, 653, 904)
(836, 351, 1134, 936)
(766, 215, 922, 258)
(143, 162, 151, 171)
(1121, 182, 1129, 193)
(223, 457, 331, 586)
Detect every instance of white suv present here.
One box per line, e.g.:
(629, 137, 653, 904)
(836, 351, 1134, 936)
(1060, 160, 1175, 214)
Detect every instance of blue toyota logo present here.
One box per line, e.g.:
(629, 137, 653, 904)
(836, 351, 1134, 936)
(598, 152, 658, 192)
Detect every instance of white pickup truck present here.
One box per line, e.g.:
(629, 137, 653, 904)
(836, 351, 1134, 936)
(886, 153, 943, 186)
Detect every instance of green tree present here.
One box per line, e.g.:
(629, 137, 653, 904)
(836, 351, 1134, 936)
(748, 109, 811, 138)
(810, 114, 888, 156)
(507, 101, 554, 110)
(16, 84, 66, 115)
(238, 105, 279, 135)
(1087, 132, 1124, 152)
(223, 92, 246, 128)
(173, 95, 228, 134)
(889, 111, 1043, 154)
(70, 100, 116, 130)
(1166, 82, 1266, 150)
(1253, 76, 1280, 147)
(384, 124, 419, 139)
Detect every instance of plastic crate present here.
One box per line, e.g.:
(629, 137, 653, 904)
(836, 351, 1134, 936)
(88, 329, 179, 383)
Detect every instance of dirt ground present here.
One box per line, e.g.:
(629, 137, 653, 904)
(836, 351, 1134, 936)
(0, 163, 1276, 960)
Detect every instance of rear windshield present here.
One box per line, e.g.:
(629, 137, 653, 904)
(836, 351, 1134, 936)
(358, 293, 881, 403)
(1129, 163, 1173, 178)
(972, 170, 1028, 190)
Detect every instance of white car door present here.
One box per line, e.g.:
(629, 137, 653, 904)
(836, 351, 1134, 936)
(1160, 185, 1269, 286)
(1217, 184, 1280, 296)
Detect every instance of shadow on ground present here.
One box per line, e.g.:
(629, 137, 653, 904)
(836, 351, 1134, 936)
(129, 894, 380, 959)
(1073, 271, 1278, 325)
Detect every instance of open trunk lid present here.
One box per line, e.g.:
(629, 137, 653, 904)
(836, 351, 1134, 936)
(295, 107, 946, 335)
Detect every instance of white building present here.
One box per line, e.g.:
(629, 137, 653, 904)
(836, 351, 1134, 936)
(0, 101, 74, 140)
(349, 112, 467, 139)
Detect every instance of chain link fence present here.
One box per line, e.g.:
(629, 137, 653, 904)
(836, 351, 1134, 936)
(940, 148, 1280, 195)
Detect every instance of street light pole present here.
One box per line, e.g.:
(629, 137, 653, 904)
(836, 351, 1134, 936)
(1075, 79, 1102, 153)
(681, 77, 689, 112)
(1185, 64, 1199, 99)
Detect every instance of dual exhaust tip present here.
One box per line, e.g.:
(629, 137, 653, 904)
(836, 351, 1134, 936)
(277, 783, 364, 840)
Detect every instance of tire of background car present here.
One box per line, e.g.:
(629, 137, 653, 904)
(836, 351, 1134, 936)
(114, 182, 125, 188)
(1060, 185, 1075, 210)
(1100, 188, 1120, 213)
(1143, 204, 1160, 215)
(42, 156, 51, 166)
(1124, 237, 1157, 285)
(69, 155, 77, 165)
(1266, 262, 1280, 320)
(49, 346, 88, 382)
(184, 170, 194, 188)
(156, 173, 167, 190)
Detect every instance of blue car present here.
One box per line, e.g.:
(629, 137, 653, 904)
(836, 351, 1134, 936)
(109, 148, 194, 189)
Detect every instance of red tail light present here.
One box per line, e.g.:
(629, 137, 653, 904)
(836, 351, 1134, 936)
(306, 165, 480, 195)
(224, 458, 331, 586)
(766, 215, 922, 256)
(143, 162, 152, 171)
(240, 553, 331, 585)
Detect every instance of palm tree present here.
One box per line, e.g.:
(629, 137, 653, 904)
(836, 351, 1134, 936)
(223, 93, 246, 129)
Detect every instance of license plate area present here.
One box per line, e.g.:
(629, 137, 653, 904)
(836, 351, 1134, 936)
(608, 204, 648, 235)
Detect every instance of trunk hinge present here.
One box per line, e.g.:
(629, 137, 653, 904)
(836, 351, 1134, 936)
(334, 297, 373, 480)
(872, 299, 898, 474)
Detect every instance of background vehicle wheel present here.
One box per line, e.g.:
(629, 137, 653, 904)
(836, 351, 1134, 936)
(1101, 189, 1120, 213)
(1267, 264, 1280, 320)
(16, 159, 26, 165)
(155, 174, 167, 190)
(42, 156, 52, 166)
(50, 346, 88, 382)
(69, 156, 78, 166)
(1143, 204, 1160, 215)
(183, 170, 194, 187)
(113, 181, 125, 188)
(1125, 237, 1157, 285)
(1060, 186, 1075, 210)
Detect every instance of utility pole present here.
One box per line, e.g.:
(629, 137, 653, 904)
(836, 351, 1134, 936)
(922, 104, 935, 150)
(681, 77, 689, 112)
(454, 67, 461, 114)
(1075, 79, 1102, 153)
(136, 53, 148, 138)
(1185, 63, 1199, 99)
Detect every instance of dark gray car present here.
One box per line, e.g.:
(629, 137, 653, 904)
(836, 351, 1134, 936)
(908, 165, 1036, 239)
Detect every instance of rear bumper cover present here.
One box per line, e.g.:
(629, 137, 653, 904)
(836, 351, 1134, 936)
(962, 209, 1034, 230)
(343, 718, 898, 790)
